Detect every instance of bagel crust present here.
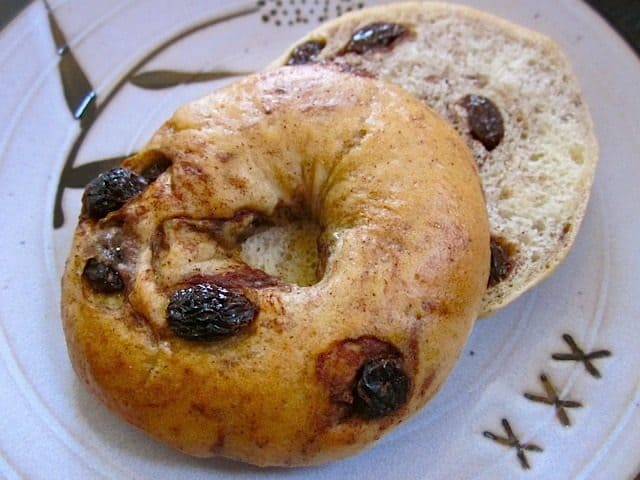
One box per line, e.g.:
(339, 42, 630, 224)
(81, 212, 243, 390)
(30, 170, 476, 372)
(62, 66, 489, 466)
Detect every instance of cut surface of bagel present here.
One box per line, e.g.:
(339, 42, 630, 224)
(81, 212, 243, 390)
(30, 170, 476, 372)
(273, 2, 598, 315)
(62, 66, 490, 466)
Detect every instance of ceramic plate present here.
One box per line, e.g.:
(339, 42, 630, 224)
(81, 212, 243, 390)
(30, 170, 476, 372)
(0, 0, 639, 478)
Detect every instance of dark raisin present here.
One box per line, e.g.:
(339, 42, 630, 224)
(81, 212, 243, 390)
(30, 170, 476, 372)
(166, 283, 257, 341)
(83, 167, 147, 220)
(82, 258, 124, 293)
(488, 235, 516, 287)
(460, 95, 505, 151)
(286, 39, 326, 65)
(353, 357, 409, 418)
(140, 154, 172, 182)
(342, 22, 407, 55)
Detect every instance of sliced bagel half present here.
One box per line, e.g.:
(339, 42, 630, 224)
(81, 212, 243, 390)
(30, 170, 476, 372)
(273, 2, 598, 315)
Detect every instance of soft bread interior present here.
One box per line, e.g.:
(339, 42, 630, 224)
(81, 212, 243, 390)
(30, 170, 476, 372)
(273, 2, 598, 315)
(240, 221, 322, 286)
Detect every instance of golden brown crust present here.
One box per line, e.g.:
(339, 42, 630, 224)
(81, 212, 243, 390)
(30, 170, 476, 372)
(62, 65, 489, 466)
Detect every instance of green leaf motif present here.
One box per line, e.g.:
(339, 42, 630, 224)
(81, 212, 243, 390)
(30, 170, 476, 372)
(129, 69, 250, 90)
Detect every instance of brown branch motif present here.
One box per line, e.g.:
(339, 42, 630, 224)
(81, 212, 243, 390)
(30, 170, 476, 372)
(128, 69, 252, 90)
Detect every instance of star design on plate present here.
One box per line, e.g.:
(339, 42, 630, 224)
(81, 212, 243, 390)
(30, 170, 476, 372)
(524, 373, 583, 427)
(552, 334, 611, 378)
(483, 418, 543, 470)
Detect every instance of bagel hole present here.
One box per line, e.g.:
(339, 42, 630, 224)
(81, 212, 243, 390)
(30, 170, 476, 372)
(123, 149, 173, 182)
(239, 219, 322, 287)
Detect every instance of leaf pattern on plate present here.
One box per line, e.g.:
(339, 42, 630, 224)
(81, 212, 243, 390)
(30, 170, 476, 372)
(129, 69, 249, 90)
(59, 156, 130, 189)
(51, 4, 260, 228)
(45, 1, 97, 124)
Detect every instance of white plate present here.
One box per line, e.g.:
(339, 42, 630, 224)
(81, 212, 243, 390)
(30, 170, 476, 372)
(0, 0, 639, 478)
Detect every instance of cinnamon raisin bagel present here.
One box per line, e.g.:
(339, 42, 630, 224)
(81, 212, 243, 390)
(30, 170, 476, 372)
(273, 2, 598, 316)
(61, 65, 490, 466)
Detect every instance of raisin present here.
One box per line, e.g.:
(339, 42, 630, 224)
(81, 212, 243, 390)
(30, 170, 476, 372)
(460, 95, 505, 151)
(488, 235, 516, 287)
(342, 23, 407, 55)
(286, 39, 326, 65)
(140, 154, 172, 182)
(83, 167, 148, 220)
(82, 258, 124, 293)
(166, 283, 257, 341)
(353, 357, 409, 418)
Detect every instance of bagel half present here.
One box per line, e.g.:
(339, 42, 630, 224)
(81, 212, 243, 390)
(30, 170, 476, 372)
(62, 66, 489, 466)
(273, 2, 598, 315)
